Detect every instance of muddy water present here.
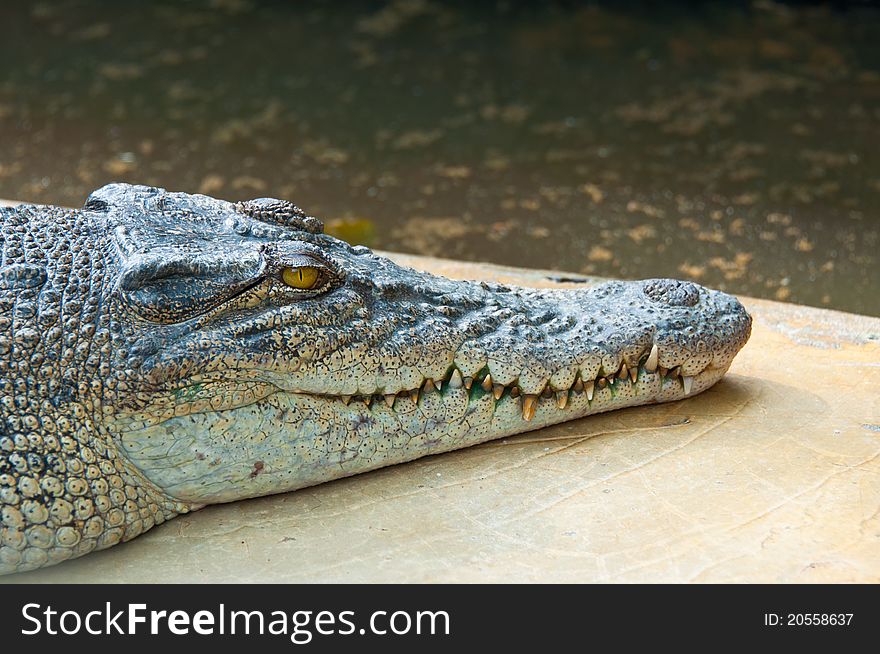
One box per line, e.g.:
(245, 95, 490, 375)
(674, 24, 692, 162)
(0, 1, 877, 315)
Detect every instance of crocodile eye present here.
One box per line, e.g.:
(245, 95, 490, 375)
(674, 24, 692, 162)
(281, 265, 321, 289)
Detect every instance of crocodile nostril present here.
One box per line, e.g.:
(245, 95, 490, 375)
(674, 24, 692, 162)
(642, 279, 701, 307)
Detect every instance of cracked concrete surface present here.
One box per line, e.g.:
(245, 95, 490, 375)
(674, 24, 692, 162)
(0, 237, 877, 583)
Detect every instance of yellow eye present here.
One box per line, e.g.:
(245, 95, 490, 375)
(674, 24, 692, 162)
(281, 266, 321, 289)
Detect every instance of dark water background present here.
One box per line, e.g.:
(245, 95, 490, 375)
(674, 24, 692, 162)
(0, 0, 878, 315)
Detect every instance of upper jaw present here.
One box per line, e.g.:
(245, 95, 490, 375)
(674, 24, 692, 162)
(472, 279, 741, 396)
(124, 276, 749, 424)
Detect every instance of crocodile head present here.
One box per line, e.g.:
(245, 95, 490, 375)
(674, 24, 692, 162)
(86, 184, 751, 504)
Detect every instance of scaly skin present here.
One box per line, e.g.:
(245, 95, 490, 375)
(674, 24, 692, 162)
(0, 184, 751, 574)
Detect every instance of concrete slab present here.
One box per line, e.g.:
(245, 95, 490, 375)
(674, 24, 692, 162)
(1, 205, 877, 583)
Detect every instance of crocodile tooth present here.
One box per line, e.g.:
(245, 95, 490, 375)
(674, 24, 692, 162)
(555, 391, 568, 409)
(608, 375, 615, 386)
(384, 394, 396, 408)
(409, 389, 420, 404)
(435, 380, 443, 391)
(597, 378, 607, 389)
(423, 379, 437, 393)
(341, 395, 352, 405)
(449, 369, 463, 389)
(481, 374, 493, 392)
(629, 365, 638, 383)
(510, 386, 521, 398)
(618, 363, 628, 380)
(668, 366, 680, 379)
(493, 384, 504, 400)
(585, 381, 595, 401)
(463, 376, 473, 390)
(573, 378, 584, 393)
(682, 376, 694, 395)
(362, 396, 373, 408)
(645, 344, 659, 373)
(522, 395, 537, 421)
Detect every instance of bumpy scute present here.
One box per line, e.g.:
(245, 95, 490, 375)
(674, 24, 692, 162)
(0, 204, 191, 575)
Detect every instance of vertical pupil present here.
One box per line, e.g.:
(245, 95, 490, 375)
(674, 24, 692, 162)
(282, 266, 318, 289)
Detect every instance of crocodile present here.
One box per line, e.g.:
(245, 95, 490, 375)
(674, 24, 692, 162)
(0, 184, 751, 575)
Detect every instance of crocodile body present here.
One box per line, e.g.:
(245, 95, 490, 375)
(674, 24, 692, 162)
(0, 184, 751, 575)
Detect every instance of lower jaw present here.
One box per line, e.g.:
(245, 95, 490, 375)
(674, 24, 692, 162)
(119, 364, 730, 505)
